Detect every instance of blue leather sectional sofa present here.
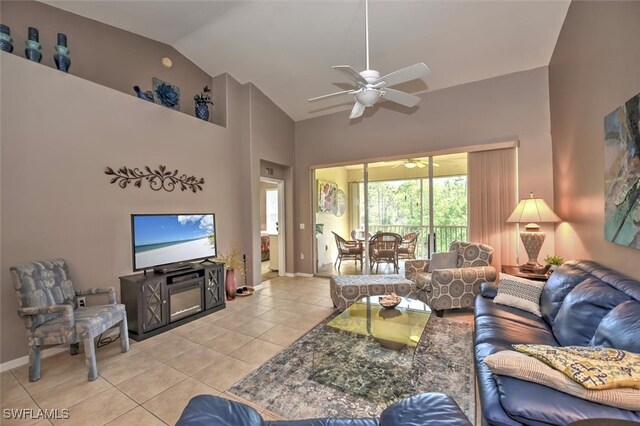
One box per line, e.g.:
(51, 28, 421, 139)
(176, 392, 472, 426)
(475, 260, 640, 425)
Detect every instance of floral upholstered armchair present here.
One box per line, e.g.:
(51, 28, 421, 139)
(404, 241, 496, 315)
(10, 259, 129, 381)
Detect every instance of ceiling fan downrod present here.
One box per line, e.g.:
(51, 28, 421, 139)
(365, 0, 370, 71)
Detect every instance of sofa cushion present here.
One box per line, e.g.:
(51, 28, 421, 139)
(484, 350, 640, 410)
(540, 263, 590, 325)
(474, 296, 551, 331)
(553, 278, 631, 346)
(513, 345, 640, 390)
(494, 375, 640, 425)
(379, 392, 472, 426)
(494, 274, 545, 316)
(475, 315, 558, 348)
(474, 342, 522, 426)
(591, 300, 640, 353)
(427, 250, 458, 272)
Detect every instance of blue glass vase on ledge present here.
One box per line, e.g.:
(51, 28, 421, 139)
(193, 85, 213, 121)
(53, 33, 71, 72)
(0, 24, 14, 53)
(25, 27, 42, 63)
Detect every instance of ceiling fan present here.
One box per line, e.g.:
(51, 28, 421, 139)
(392, 159, 439, 169)
(308, 0, 430, 119)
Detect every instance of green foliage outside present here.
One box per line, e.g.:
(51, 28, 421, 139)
(364, 176, 467, 227)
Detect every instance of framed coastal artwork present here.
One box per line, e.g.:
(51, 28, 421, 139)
(604, 92, 640, 249)
(317, 180, 338, 213)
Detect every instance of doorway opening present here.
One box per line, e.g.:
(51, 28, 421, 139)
(260, 177, 285, 282)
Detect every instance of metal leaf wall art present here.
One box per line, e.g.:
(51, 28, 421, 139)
(105, 165, 204, 193)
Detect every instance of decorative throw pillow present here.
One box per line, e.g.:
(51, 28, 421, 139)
(513, 344, 640, 390)
(427, 250, 458, 272)
(484, 350, 640, 410)
(493, 273, 545, 316)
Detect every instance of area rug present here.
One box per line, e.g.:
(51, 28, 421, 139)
(229, 314, 475, 422)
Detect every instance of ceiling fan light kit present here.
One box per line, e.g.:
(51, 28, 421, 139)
(308, 0, 430, 120)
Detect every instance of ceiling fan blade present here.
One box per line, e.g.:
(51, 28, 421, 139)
(381, 88, 421, 108)
(417, 163, 426, 168)
(349, 102, 366, 119)
(333, 65, 368, 86)
(375, 63, 430, 88)
(308, 90, 354, 102)
(391, 163, 402, 168)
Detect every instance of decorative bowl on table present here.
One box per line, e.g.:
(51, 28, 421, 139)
(379, 293, 401, 309)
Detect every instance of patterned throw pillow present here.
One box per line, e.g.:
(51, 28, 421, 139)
(493, 273, 545, 316)
(513, 344, 640, 390)
(484, 350, 640, 410)
(427, 250, 458, 272)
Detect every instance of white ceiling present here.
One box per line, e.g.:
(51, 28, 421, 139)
(42, 0, 570, 121)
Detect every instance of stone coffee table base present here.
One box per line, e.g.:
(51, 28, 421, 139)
(329, 274, 418, 311)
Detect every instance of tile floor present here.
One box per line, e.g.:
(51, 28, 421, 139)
(0, 276, 473, 425)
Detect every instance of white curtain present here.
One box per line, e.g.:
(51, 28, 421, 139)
(468, 148, 518, 272)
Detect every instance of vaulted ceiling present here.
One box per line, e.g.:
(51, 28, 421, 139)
(42, 1, 570, 121)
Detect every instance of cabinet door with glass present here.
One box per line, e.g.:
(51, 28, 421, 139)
(142, 278, 167, 332)
(204, 263, 225, 310)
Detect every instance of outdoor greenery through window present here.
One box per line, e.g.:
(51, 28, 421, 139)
(363, 176, 467, 256)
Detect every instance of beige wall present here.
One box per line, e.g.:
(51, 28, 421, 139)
(0, 57, 295, 363)
(1, 1, 220, 122)
(0, 54, 242, 362)
(248, 86, 295, 282)
(549, 1, 640, 279)
(295, 67, 555, 273)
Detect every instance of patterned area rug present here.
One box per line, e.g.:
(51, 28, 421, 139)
(229, 314, 475, 422)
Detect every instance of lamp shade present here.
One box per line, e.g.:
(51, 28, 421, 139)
(506, 193, 560, 229)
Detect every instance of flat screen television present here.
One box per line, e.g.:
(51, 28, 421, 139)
(131, 213, 216, 271)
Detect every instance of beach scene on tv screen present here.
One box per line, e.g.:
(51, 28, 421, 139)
(134, 215, 216, 269)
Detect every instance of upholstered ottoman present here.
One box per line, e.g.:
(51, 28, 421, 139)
(330, 274, 418, 311)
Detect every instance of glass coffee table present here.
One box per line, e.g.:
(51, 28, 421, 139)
(312, 295, 431, 404)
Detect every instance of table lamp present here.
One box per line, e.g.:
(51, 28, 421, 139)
(506, 192, 561, 268)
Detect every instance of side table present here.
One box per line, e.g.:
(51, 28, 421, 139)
(501, 265, 550, 281)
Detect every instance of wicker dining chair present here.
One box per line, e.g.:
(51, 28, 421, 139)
(332, 232, 363, 271)
(369, 232, 403, 273)
(398, 231, 420, 261)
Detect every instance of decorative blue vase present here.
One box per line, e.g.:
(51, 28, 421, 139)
(0, 24, 13, 53)
(195, 101, 210, 121)
(24, 27, 42, 63)
(53, 33, 70, 72)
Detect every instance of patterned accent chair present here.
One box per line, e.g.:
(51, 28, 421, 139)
(404, 241, 497, 315)
(398, 231, 420, 261)
(10, 259, 130, 381)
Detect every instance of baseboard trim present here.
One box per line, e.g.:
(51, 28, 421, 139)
(295, 273, 314, 278)
(0, 346, 66, 373)
(285, 273, 295, 277)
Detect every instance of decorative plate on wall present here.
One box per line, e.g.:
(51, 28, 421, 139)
(331, 189, 347, 217)
(152, 77, 180, 110)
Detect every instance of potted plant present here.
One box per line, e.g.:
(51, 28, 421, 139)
(544, 255, 564, 273)
(213, 246, 245, 300)
(193, 85, 214, 121)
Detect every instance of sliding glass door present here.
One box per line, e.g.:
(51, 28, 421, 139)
(313, 153, 467, 276)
